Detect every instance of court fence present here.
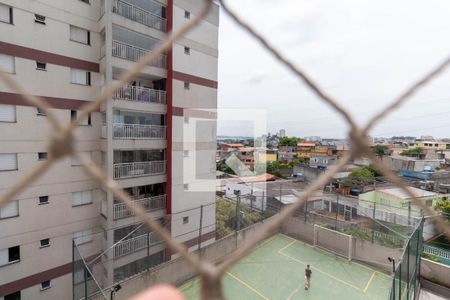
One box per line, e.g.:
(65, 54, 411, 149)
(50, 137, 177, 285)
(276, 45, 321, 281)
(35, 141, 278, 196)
(389, 217, 424, 300)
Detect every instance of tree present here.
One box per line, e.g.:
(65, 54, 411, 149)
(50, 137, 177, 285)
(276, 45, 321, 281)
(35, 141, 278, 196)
(217, 162, 235, 175)
(373, 145, 389, 157)
(435, 199, 450, 221)
(349, 168, 375, 179)
(400, 147, 423, 157)
(216, 197, 265, 239)
(279, 136, 299, 147)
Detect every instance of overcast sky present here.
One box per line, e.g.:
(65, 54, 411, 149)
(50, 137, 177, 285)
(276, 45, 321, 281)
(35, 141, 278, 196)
(216, 0, 450, 139)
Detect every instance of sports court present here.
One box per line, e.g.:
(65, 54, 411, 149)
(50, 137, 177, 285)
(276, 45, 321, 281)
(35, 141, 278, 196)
(180, 234, 392, 299)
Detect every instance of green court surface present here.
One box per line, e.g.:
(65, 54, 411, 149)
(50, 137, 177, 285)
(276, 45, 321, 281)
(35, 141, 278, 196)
(180, 234, 392, 300)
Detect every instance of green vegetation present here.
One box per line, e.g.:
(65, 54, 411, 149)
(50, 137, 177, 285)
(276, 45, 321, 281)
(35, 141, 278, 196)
(349, 167, 375, 179)
(400, 147, 423, 157)
(421, 252, 441, 262)
(372, 145, 389, 157)
(338, 227, 405, 248)
(279, 136, 299, 147)
(217, 162, 235, 175)
(216, 197, 269, 239)
(254, 161, 293, 178)
(435, 199, 450, 221)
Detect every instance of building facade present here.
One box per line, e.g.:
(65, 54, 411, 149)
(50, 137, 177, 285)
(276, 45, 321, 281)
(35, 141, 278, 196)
(0, 0, 218, 299)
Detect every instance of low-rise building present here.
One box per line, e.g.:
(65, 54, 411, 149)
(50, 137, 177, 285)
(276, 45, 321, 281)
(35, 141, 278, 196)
(309, 154, 338, 169)
(358, 187, 449, 239)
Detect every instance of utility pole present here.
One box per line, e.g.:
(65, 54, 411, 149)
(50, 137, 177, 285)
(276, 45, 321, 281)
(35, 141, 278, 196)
(198, 205, 203, 250)
(234, 190, 241, 231)
(236, 194, 241, 231)
(408, 202, 411, 226)
(335, 193, 339, 230)
(372, 203, 376, 243)
(304, 198, 308, 222)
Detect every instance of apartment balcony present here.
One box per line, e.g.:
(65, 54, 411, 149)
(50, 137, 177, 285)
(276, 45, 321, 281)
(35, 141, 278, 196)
(113, 161, 166, 179)
(114, 233, 159, 258)
(113, 124, 166, 139)
(113, 195, 166, 220)
(114, 85, 166, 104)
(112, 40, 166, 68)
(112, 0, 167, 32)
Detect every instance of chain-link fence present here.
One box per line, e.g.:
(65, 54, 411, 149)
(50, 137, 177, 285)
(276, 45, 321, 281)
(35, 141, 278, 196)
(1, 0, 450, 299)
(389, 218, 424, 300)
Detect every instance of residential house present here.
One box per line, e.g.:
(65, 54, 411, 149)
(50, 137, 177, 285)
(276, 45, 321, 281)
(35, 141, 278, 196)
(358, 187, 449, 239)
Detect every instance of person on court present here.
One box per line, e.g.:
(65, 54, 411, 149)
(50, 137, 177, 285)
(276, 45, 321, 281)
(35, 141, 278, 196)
(305, 265, 312, 289)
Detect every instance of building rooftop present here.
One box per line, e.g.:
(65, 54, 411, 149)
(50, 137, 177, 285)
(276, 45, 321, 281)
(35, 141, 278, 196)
(223, 143, 244, 147)
(377, 187, 437, 199)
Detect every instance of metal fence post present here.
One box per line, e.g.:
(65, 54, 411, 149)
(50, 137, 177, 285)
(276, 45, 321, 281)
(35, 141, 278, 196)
(335, 193, 339, 230)
(399, 264, 402, 300)
(72, 241, 75, 300)
(236, 194, 241, 231)
(84, 267, 88, 300)
(372, 203, 376, 243)
(406, 241, 410, 300)
(198, 205, 203, 250)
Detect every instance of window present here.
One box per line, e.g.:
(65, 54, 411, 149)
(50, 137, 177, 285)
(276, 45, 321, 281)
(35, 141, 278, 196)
(37, 107, 46, 116)
(426, 199, 433, 207)
(70, 69, 91, 85)
(38, 152, 47, 160)
(183, 183, 189, 191)
(34, 14, 46, 25)
(40, 280, 51, 290)
(71, 151, 92, 166)
(183, 150, 189, 157)
(0, 3, 13, 24)
(0, 154, 17, 171)
(184, 46, 190, 55)
(0, 104, 16, 122)
(184, 82, 190, 90)
(0, 54, 15, 74)
(39, 196, 49, 205)
(183, 216, 189, 224)
(0, 200, 18, 219)
(101, 197, 107, 217)
(184, 116, 189, 124)
(70, 25, 90, 45)
(36, 62, 46, 71)
(39, 238, 50, 248)
(70, 110, 91, 125)
(79, 0, 90, 4)
(1, 291, 20, 300)
(184, 10, 190, 19)
(73, 229, 93, 245)
(72, 190, 93, 206)
(0, 246, 20, 266)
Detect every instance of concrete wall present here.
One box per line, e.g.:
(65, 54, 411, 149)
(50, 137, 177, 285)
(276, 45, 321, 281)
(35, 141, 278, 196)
(93, 220, 270, 300)
(421, 258, 450, 288)
(281, 216, 402, 272)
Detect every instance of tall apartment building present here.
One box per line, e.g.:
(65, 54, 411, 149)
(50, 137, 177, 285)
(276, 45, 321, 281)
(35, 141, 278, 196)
(0, 1, 218, 299)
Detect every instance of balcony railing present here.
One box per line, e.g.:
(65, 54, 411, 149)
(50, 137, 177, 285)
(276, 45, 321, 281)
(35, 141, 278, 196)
(113, 161, 166, 179)
(114, 85, 166, 104)
(113, 124, 166, 139)
(113, 195, 166, 220)
(114, 233, 159, 258)
(112, 40, 166, 68)
(112, 0, 167, 32)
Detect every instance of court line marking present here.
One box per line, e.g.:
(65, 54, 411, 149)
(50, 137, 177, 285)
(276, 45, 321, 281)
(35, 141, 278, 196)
(279, 233, 391, 279)
(179, 277, 199, 291)
(363, 272, 376, 293)
(278, 249, 364, 292)
(226, 271, 270, 300)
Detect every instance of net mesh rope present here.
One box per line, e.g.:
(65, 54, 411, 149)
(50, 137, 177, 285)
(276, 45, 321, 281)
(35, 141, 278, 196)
(0, 1, 449, 299)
